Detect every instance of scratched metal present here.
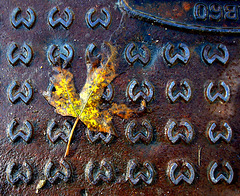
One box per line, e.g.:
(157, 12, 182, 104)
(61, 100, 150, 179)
(0, 0, 239, 195)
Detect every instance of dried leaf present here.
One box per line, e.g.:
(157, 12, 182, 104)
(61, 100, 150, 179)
(36, 179, 46, 193)
(43, 43, 134, 156)
(44, 67, 82, 118)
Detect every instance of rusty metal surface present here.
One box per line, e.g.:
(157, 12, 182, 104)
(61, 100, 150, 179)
(0, 0, 239, 195)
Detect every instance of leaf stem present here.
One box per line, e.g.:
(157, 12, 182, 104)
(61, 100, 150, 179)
(65, 117, 80, 157)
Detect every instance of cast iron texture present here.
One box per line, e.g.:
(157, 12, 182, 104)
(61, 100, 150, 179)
(0, 0, 239, 195)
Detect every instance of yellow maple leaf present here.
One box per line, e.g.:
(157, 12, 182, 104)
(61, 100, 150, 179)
(43, 43, 134, 156)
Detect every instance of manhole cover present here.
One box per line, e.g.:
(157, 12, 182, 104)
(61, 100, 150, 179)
(0, 0, 239, 195)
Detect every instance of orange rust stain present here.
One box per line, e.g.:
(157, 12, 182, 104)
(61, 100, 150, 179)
(182, 2, 191, 12)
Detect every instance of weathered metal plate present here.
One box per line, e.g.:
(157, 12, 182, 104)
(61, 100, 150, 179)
(0, 0, 239, 195)
(120, 0, 240, 33)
